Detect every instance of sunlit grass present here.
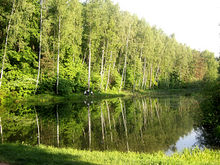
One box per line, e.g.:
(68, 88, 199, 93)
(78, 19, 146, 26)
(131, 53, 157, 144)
(0, 144, 219, 165)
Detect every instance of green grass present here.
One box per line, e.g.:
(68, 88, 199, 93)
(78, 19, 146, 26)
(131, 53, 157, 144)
(7, 88, 202, 106)
(24, 92, 127, 105)
(0, 144, 219, 165)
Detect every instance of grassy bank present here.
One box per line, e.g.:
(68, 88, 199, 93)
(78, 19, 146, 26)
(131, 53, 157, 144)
(0, 144, 219, 165)
(1, 88, 202, 106)
(25, 88, 201, 103)
(25, 91, 128, 104)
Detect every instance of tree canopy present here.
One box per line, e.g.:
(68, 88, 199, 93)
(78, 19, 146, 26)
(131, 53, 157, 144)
(0, 0, 218, 96)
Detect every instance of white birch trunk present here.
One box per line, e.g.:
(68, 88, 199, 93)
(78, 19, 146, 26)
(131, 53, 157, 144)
(0, 0, 16, 88)
(155, 63, 160, 83)
(35, 0, 43, 93)
(120, 53, 127, 91)
(105, 51, 112, 91)
(56, 16, 61, 95)
(142, 57, 146, 89)
(82, 51, 86, 64)
(0, 117, 3, 143)
(88, 38, 91, 91)
(119, 25, 130, 91)
(100, 48, 105, 90)
(149, 64, 153, 89)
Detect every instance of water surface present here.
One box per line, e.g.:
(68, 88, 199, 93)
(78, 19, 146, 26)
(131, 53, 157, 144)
(0, 94, 204, 153)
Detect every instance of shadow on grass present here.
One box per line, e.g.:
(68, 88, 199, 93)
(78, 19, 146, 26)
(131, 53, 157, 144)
(0, 144, 96, 165)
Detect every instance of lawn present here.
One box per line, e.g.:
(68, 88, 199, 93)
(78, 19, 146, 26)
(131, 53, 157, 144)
(0, 144, 219, 165)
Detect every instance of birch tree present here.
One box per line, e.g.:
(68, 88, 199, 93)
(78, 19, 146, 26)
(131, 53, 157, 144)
(0, 0, 16, 88)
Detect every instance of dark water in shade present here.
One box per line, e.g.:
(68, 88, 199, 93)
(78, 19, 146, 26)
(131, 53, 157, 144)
(0, 94, 207, 153)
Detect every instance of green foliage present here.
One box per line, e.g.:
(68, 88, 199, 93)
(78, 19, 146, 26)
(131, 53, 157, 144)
(58, 78, 75, 96)
(37, 78, 56, 95)
(0, 0, 219, 98)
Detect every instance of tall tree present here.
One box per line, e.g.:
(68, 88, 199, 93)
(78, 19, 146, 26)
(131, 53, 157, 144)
(56, 15, 61, 94)
(0, 0, 16, 88)
(35, 0, 43, 93)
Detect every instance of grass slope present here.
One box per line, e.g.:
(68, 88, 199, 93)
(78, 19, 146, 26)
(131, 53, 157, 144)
(0, 144, 219, 165)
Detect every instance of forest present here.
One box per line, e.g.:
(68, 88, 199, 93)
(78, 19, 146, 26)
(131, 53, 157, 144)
(0, 0, 219, 97)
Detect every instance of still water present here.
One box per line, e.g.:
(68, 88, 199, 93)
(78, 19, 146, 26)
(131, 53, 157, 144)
(0, 94, 204, 153)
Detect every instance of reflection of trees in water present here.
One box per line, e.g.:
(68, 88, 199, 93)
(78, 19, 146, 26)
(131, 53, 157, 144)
(0, 105, 36, 145)
(197, 88, 220, 149)
(34, 107, 40, 145)
(0, 96, 200, 152)
(119, 98, 129, 151)
(197, 127, 220, 149)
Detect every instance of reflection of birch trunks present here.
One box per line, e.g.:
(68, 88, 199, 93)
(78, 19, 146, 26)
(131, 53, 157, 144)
(142, 99, 147, 128)
(105, 101, 113, 142)
(88, 105, 91, 150)
(100, 104, 105, 142)
(56, 105, 59, 147)
(155, 102, 165, 136)
(119, 99, 129, 151)
(35, 107, 40, 145)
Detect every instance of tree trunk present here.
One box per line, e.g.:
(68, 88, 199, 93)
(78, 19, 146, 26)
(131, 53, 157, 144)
(105, 51, 112, 91)
(120, 53, 127, 91)
(100, 48, 105, 91)
(0, 117, 3, 144)
(119, 25, 130, 91)
(132, 54, 137, 92)
(155, 63, 160, 83)
(56, 16, 61, 95)
(72, 53, 75, 63)
(0, 0, 16, 88)
(88, 38, 91, 91)
(142, 57, 146, 89)
(133, 80, 136, 93)
(82, 51, 86, 64)
(35, 0, 43, 93)
(123, 66, 127, 87)
(117, 49, 122, 73)
(149, 64, 153, 89)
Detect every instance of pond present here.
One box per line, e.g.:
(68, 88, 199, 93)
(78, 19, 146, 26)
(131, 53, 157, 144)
(0, 93, 206, 154)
